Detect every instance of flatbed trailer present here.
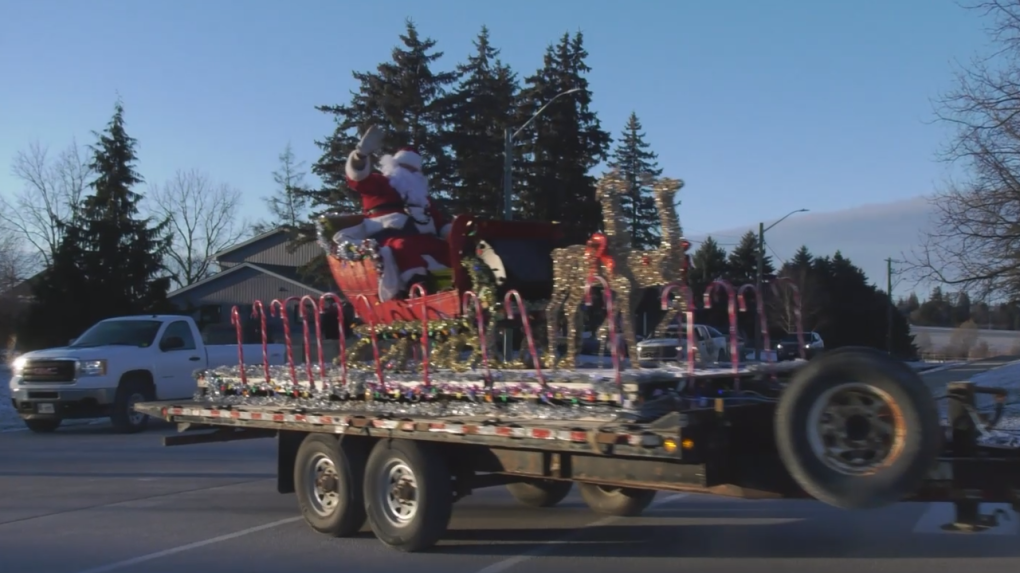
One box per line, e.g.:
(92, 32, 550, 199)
(136, 348, 1020, 552)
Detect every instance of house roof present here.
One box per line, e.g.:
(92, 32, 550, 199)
(208, 227, 290, 260)
(166, 262, 324, 300)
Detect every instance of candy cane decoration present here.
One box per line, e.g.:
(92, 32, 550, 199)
(704, 279, 739, 377)
(250, 300, 270, 384)
(504, 289, 546, 386)
(737, 284, 773, 373)
(408, 284, 431, 387)
(352, 294, 385, 389)
(660, 282, 695, 378)
(270, 297, 300, 386)
(772, 276, 805, 360)
(462, 290, 491, 383)
(319, 293, 347, 387)
(298, 296, 323, 391)
(584, 275, 622, 396)
(230, 306, 247, 385)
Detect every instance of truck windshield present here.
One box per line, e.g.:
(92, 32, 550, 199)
(70, 320, 163, 348)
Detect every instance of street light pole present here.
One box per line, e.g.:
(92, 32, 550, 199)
(754, 208, 809, 361)
(502, 88, 581, 221)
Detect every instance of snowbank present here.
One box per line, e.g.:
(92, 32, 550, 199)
(0, 367, 18, 430)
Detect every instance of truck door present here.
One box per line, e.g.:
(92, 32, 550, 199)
(156, 320, 202, 399)
(696, 326, 715, 361)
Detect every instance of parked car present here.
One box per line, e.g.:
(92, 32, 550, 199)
(775, 331, 825, 361)
(636, 323, 730, 363)
(7, 315, 289, 434)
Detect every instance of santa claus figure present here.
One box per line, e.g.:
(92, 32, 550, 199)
(342, 127, 452, 300)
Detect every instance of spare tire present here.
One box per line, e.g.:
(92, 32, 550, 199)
(775, 347, 940, 510)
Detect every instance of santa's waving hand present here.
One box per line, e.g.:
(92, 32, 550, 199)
(340, 126, 413, 243)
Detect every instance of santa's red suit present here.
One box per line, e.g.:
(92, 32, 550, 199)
(344, 147, 451, 301)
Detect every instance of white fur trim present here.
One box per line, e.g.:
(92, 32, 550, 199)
(345, 150, 371, 182)
(421, 255, 448, 271)
(393, 149, 422, 170)
(378, 246, 402, 302)
(438, 223, 452, 240)
(400, 266, 428, 282)
(334, 223, 368, 243)
(363, 212, 408, 235)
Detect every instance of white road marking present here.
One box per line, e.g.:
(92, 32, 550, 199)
(474, 493, 689, 573)
(912, 502, 1018, 535)
(71, 516, 302, 573)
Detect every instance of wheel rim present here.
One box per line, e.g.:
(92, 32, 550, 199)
(305, 453, 341, 516)
(805, 382, 906, 475)
(378, 459, 418, 527)
(127, 393, 146, 426)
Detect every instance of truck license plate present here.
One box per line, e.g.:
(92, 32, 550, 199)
(37, 403, 55, 414)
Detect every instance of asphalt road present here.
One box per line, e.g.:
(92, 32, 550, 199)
(2, 360, 1020, 573)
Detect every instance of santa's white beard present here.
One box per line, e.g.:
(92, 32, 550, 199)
(379, 155, 430, 222)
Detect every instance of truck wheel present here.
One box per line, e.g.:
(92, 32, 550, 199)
(364, 439, 453, 552)
(110, 377, 154, 434)
(577, 483, 656, 516)
(775, 347, 940, 510)
(293, 434, 367, 537)
(507, 479, 573, 508)
(24, 418, 62, 433)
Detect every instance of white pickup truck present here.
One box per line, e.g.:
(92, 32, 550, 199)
(8, 315, 287, 434)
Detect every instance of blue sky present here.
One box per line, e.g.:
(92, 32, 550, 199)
(0, 0, 992, 270)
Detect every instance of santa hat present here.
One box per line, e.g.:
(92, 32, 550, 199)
(393, 146, 422, 170)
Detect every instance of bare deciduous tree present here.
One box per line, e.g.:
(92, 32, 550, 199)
(148, 169, 248, 289)
(0, 220, 33, 292)
(254, 142, 309, 234)
(908, 1, 1020, 300)
(0, 139, 93, 266)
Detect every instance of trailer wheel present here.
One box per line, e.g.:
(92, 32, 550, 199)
(506, 479, 573, 508)
(775, 347, 940, 510)
(364, 439, 453, 552)
(578, 483, 656, 516)
(293, 434, 367, 537)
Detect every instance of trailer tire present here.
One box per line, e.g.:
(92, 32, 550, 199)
(24, 418, 62, 433)
(110, 376, 154, 434)
(775, 346, 940, 510)
(506, 479, 573, 508)
(293, 434, 368, 537)
(578, 483, 656, 516)
(364, 439, 453, 553)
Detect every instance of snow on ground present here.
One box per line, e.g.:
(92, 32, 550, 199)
(959, 359, 1020, 447)
(0, 366, 18, 430)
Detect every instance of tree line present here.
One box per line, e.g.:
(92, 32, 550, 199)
(687, 234, 916, 359)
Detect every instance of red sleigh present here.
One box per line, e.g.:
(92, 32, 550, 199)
(325, 214, 563, 324)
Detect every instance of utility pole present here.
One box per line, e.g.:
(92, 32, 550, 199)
(754, 222, 765, 361)
(887, 257, 894, 355)
(501, 88, 580, 221)
(753, 208, 809, 361)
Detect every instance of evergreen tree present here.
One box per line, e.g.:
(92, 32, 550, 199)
(515, 32, 611, 243)
(20, 102, 171, 348)
(789, 245, 813, 270)
(446, 26, 519, 218)
(607, 112, 662, 250)
(726, 230, 774, 286)
(689, 237, 730, 326)
(952, 290, 972, 325)
(256, 142, 309, 233)
(301, 19, 458, 218)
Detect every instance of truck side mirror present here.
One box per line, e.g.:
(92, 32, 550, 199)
(161, 336, 185, 351)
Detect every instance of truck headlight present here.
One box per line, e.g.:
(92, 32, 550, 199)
(11, 356, 26, 375)
(78, 359, 107, 376)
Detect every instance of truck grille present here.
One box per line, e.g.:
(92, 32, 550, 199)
(20, 360, 77, 383)
(639, 346, 679, 360)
